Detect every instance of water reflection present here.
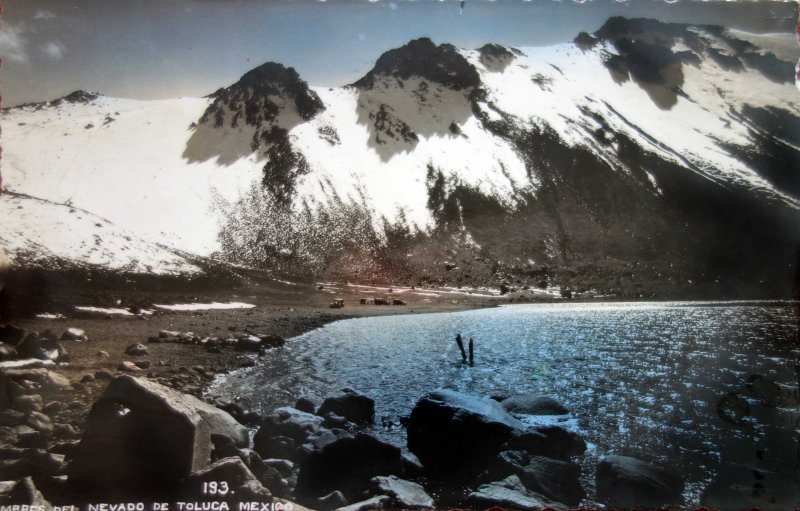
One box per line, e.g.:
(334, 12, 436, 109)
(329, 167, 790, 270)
(212, 301, 799, 506)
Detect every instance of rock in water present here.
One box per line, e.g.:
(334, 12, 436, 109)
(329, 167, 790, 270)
(406, 389, 524, 478)
(317, 388, 375, 425)
(595, 455, 684, 508)
(501, 394, 569, 415)
(68, 375, 248, 500)
(466, 475, 566, 511)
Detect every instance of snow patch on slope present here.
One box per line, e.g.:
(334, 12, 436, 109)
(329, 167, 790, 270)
(0, 192, 201, 273)
(287, 84, 532, 230)
(2, 96, 262, 256)
(468, 42, 800, 208)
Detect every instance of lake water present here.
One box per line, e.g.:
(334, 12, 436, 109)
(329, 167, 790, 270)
(211, 301, 800, 507)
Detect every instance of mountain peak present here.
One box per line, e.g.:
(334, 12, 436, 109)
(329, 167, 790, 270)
(51, 90, 101, 106)
(353, 37, 480, 90)
(198, 61, 324, 130)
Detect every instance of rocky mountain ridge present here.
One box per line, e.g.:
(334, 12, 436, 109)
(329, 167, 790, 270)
(2, 17, 798, 298)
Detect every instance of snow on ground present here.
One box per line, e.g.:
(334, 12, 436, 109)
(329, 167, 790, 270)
(291, 82, 532, 230)
(74, 306, 154, 316)
(153, 302, 256, 311)
(0, 192, 202, 274)
(2, 96, 262, 256)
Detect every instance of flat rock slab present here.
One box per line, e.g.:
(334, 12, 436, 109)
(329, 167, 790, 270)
(334, 495, 391, 511)
(371, 475, 433, 509)
(467, 475, 566, 511)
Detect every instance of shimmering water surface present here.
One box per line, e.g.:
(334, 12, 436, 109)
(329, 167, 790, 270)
(212, 302, 800, 506)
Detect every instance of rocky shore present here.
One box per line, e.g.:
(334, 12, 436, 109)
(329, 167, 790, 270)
(0, 293, 703, 510)
(0, 319, 688, 510)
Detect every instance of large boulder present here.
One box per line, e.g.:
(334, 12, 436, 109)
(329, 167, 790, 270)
(596, 455, 684, 508)
(501, 394, 569, 415)
(68, 375, 248, 500)
(296, 432, 406, 501)
(317, 388, 375, 425)
(406, 389, 525, 478)
(466, 475, 566, 511)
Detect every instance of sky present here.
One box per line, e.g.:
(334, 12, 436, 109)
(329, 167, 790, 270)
(1, 0, 797, 107)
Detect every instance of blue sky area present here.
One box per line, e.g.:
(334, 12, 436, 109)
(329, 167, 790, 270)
(1, 0, 796, 106)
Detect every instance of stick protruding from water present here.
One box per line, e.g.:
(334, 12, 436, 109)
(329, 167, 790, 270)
(456, 333, 467, 363)
(469, 337, 474, 366)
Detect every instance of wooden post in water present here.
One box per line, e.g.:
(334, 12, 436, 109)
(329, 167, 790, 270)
(456, 333, 467, 363)
(468, 337, 474, 366)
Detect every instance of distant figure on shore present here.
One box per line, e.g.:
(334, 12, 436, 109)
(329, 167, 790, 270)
(455, 333, 467, 363)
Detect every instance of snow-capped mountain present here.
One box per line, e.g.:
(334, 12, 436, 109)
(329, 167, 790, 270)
(3, 18, 798, 296)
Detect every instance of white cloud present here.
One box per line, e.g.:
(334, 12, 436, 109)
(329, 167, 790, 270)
(33, 9, 57, 20)
(0, 23, 29, 63)
(41, 40, 66, 60)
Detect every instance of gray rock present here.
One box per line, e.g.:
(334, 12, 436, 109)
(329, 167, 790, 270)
(258, 335, 286, 349)
(484, 450, 584, 506)
(501, 394, 569, 415)
(505, 425, 586, 461)
(43, 401, 62, 415)
(297, 432, 405, 500)
(118, 361, 142, 372)
(371, 475, 434, 509)
(8, 477, 51, 507)
(0, 324, 27, 345)
(255, 407, 325, 450)
(25, 411, 54, 436)
(13, 394, 43, 413)
(294, 395, 321, 414)
(596, 455, 684, 508)
(16, 333, 45, 359)
(334, 495, 391, 511)
(407, 389, 525, 477)
(255, 436, 298, 462)
(317, 490, 348, 511)
(125, 343, 149, 356)
(263, 459, 295, 476)
(237, 335, 263, 353)
(466, 475, 566, 511)
(68, 375, 248, 495)
(318, 388, 375, 425)
(94, 369, 114, 380)
(61, 327, 88, 342)
(184, 456, 270, 500)
(0, 342, 18, 361)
